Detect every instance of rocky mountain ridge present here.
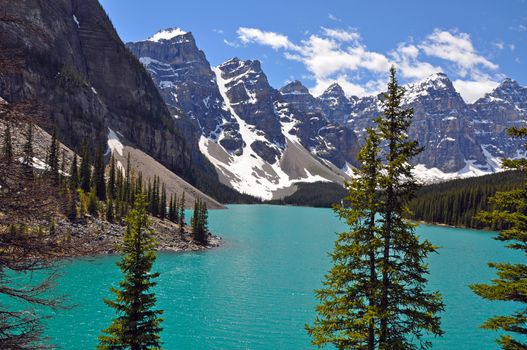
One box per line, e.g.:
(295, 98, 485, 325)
(128, 28, 527, 198)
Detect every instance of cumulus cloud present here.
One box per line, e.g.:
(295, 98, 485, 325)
(237, 27, 297, 50)
(232, 26, 501, 101)
(419, 30, 498, 77)
(391, 44, 442, 80)
(321, 27, 360, 42)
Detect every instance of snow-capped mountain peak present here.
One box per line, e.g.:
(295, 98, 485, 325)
(321, 82, 346, 98)
(148, 27, 188, 42)
(280, 81, 310, 95)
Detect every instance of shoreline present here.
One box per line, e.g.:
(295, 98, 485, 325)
(57, 216, 222, 257)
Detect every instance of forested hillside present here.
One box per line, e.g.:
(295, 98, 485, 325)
(408, 171, 525, 228)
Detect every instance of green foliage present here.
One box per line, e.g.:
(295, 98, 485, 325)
(98, 194, 163, 350)
(179, 192, 186, 234)
(87, 187, 98, 217)
(307, 128, 383, 348)
(471, 127, 527, 349)
(307, 67, 443, 350)
(80, 141, 91, 192)
(93, 144, 106, 201)
(408, 171, 525, 228)
(191, 199, 208, 245)
(268, 182, 347, 208)
(47, 128, 60, 186)
(69, 154, 79, 191)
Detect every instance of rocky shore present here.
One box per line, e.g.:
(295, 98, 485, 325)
(56, 216, 222, 256)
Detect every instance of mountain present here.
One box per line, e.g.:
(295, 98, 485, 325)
(0, 1, 244, 204)
(129, 27, 527, 198)
(471, 78, 527, 161)
(128, 31, 354, 200)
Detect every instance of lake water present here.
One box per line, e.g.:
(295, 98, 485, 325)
(44, 205, 521, 349)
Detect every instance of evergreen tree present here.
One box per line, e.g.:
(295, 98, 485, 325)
(87, 186, 98, 217)
(124, 152, 131, 203)
(106, 198, 114, 223)
(168, 194, 174, 222)
(191, 199, 208, 245)
(179, 192, 186, 234)
(69, 154, 79, 191)
(471, 127, 527, 349)
(80, 141, 91, 192)
(376, 67, 443, 348)
(93, 145, 106, 201)
(2, 122, 13, 164)
(108, 156, 116, 200)
(307, 128, 382, 349)
(47, 128, 60, 185)
(98, 194, 163, 350)
(22, 123, 34, 178)
(159, 183, 167, 220)
(60, 150, 67, 187)
(307, 68, 443, 350)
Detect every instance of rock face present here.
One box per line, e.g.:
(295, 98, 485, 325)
(128, 31, 354, 200)
(471, 79, 527, 160)
(0, 0, 245, 203)
(129, 27, 527, 195)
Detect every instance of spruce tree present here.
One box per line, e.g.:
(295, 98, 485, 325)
(98, 194, 163, 350)
(60, 150, 67, 187)
(80, 141, 91, 192)
(179, 192, 186, 234)
(307, 128, 382, 349)
(124, 152, 131, 203)
(160, 183, 167, 220)
(93, 145, 106, 201)
(376, 67, 443, 348)
(69, 154, 79, 191)
(168, 194, 174, 222)
(3, 122, 13, 164)
(47, 128, 59, 185)
(307, 67, 443, 350)
(87, 186, 98, 217)
(22, 123, 34, 178)
(107, 156, 116, 200)
(471, 127, 527, 349)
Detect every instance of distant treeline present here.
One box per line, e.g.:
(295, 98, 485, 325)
(408, 171, 526, 229)
(268, 182, 348, 208)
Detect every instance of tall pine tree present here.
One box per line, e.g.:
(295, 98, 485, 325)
(376, 67, 443, 348)
(98, 194, 163, 349)
(79, 141, 91, 192)
(307, 128, 382, 349)
(69, 154, 79, 191)
(47, 128, 60, 185)
(93, 144, 106, 201)
(471, 127, 527, 349)
(307, 67, 444, 350)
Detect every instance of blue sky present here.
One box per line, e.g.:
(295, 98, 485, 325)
(100, 0, 526, 102)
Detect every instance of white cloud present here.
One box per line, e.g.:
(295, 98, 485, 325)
(224, 39, 240, 48)
(452, 79, 499, 103)
(419, 30, 498, 77)
(493, 41, 505, 50)
(328, 13, 341, 22)
(233, 26, 501, 101)
(321, 27, 360, 42)
(391, 44, 442, 80)
(237, 27, 297, 50)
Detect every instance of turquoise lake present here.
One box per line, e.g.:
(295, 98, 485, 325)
(44, 204, 521, 349)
